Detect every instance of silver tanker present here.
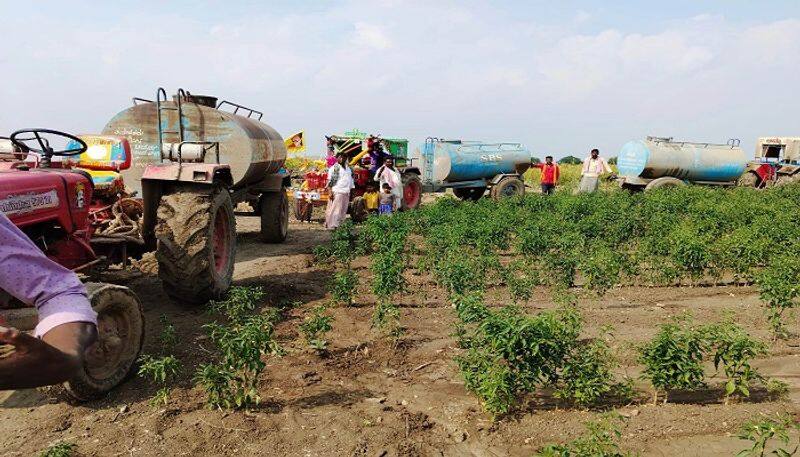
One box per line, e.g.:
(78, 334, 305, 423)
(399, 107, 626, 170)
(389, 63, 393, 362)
(616, 136, 748, 191)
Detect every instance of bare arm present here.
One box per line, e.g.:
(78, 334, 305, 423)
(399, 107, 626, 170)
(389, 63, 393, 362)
(0, 323, 96, 390)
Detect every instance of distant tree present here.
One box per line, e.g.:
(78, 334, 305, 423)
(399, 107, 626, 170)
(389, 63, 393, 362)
(559, 156, 582, 165)
(608, 156, 618, 165)
(532, 157, 542, 165)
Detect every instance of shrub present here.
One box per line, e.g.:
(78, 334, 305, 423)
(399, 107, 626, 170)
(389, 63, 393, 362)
(737, 414, 800, 457)
(300, 305, 334, 352)
(756, 254, 800, 339)
(372, 300, 403, 342)
(555, 336, 632, 408)
(704, 320, 768, 403)
(137, 354, 181, 406)
(208, 286, 266, 321)
(196, 292, 282, 410)
(536, 413, 636, 457)
(639, 316, 708, 403)
(329, 269, 358, 306)
(40, 442, 77, 457)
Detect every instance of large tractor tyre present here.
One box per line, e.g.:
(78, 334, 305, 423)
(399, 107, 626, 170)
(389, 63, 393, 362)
(775, 173, 800, 187)
(453, 187, 486, 202)
(737, 172, 760, 188)
(490, 177, 525, 201)
(64, 283, 145, 401)
(156, 188, 236, 305)
(259, 191, 289, 243)
(294, 198, 313, 222)
(644, 177, 687, 191)
(401, 173, 423, 210)
(351, 196, 368, 223)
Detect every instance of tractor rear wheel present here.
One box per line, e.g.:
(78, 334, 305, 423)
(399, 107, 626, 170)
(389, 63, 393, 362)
(453, 187, 486, 202)
(260, 190, 289, 243)
(64, 283, 144, 401)
(737, 172, 759, 188)
(490, 177, 525, 200)
(156, 188, 236, 305)
(351, 196, 368, 223)
(644, 177, 686, 191)
(401, 173, 422, 210)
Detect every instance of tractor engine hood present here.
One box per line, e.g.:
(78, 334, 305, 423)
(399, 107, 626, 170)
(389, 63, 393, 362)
(0, 169, 93, 232)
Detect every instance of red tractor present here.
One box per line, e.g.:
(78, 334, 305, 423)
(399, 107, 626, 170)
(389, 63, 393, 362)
(0, 129, 144, 400)
(292, 132, 422, 222)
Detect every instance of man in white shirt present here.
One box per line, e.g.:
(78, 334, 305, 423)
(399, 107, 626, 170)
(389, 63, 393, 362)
(324, 153, 355, 229)
(578, 149, 613, 193)
(374, 157, 403, 209)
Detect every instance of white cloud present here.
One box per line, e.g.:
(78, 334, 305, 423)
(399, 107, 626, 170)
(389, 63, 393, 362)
(351, 22, 392, 50)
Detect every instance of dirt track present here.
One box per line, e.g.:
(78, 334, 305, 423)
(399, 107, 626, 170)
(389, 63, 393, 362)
(2, 217, 799, 456)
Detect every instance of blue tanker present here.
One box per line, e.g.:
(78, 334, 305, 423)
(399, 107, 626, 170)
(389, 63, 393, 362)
(412, 138, 534, 201)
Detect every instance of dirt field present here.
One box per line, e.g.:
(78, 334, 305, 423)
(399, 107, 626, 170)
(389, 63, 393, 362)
(2, 215, 799, 457)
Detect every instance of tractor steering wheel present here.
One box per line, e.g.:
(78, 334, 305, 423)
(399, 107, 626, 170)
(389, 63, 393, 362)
(10, 128, 87, 158)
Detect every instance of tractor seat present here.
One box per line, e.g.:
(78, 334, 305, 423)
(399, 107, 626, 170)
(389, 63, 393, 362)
(83, 169, 125, 194)
(66, 135, 132, 196)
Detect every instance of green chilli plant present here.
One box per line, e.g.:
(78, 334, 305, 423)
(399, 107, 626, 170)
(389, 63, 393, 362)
(300, 305, 334, 352)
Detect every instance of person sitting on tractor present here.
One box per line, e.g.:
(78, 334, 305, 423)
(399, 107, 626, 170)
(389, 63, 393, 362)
(375, 157, 403, 209)
(368, 141, 391, 174)
(0, 211, 98, 390)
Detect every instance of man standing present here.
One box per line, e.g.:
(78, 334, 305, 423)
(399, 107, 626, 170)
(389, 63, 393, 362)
(325, 153, 355, 229)
(0, 211, 97, 390)
(578, 148, 614, 193)
(533, 155, 560, 195)
(375, 157, 403, 210)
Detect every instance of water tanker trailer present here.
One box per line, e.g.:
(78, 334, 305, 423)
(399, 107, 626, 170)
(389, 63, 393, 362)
(412, 138, 533, 201)
(616, 136, 748, 191)
(96, 88, 290, 304)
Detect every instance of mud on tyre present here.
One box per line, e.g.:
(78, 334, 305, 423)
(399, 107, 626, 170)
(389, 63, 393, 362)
(155, 188, 236, 304)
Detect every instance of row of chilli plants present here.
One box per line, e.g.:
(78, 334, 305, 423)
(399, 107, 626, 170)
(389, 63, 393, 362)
(315, 185, 800, 417)
(410, 184, 800, 338)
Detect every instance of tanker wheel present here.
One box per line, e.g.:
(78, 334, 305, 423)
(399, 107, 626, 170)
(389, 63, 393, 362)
(453, 187, 486, 202)
(490, 177, 525, 201)
(737, 172, 760, 188)
(156, 187, 236, 305)
(294, 198, 313, 222)
(644, 177, 686, 191)
(351, 196, 368, 223)
(64, 283, 144, 401)
(260, 190, 289, 243)
(401, 173, 422, 210)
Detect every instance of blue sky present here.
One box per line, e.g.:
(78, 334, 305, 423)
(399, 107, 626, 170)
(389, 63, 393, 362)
(1, 0, 798, 158)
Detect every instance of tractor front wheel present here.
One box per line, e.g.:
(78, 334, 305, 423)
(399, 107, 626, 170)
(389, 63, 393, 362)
(64, 283, 144, 401)
(155, 188, 236, 305)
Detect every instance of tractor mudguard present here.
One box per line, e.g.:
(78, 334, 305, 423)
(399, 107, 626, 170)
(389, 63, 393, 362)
(141, 163, 233, 185)
(489, 173, 523, 186)
(139, 164, 233, 249)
